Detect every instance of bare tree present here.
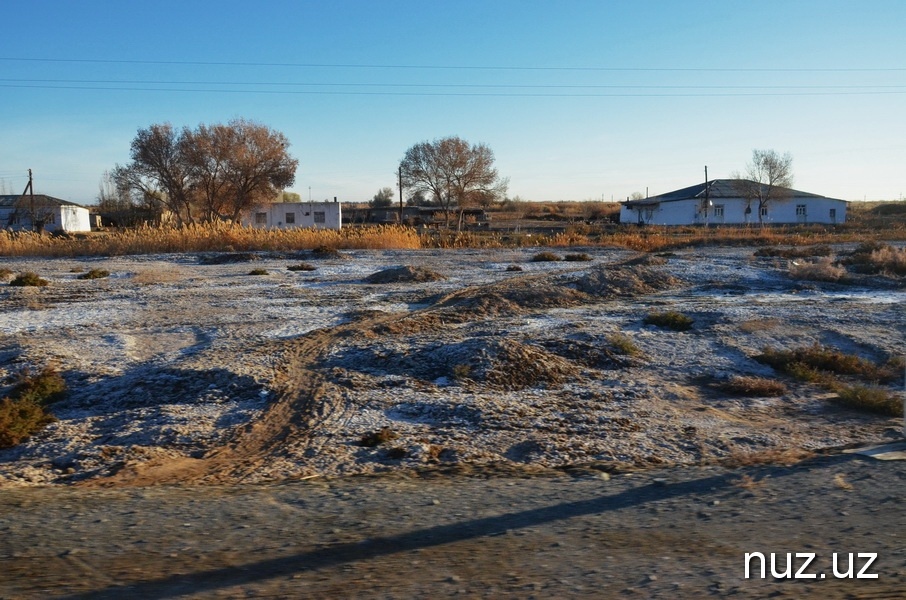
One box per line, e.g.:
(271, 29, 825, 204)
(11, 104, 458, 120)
(114, 120, 298, 225)
(734, 149, 794, 225)
(114, 123, 197, 225)
(399, 136, 507, 227)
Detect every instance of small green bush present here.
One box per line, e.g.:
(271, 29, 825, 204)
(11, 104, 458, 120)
(0, 398, 55, 448)
(0, 366, 66, 449)
(532, 251, 562, 262)
(248, 268, 269, 276)
(10, 272, 48, 287)
(78, 268, 110, 280)
(505, 264, 524, 272)
(564, 253, 593, 262)
(644, 311, 694, 331)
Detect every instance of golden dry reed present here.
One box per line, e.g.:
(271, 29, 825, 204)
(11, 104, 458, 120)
(0, 224, 422, 257)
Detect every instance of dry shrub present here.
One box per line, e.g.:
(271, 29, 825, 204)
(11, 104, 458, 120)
(77, 268, 110, 280)
(287, 263, 317, 272)
(10, 272, 48, 287)
(833, 384, 903, 417)
(788, 257, 848, 282)
(607, 333, 642, 356)
(0, 268, 14, 279)
(564, 253, 593, 262)
(643, 310, 694, 331)
(756, 344, 897, 382)
(723, 446, 814, 468)
(754, 245, 833, 258)
(360, 427, 399, 447)
(247, 268, 269, 276)
(718, 375, 788, 397)
(470, 339, 579, 390)
(532, 251, 562, 262)
(131, 266, 186, 284)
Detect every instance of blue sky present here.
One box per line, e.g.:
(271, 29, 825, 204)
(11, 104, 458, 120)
(1, 0, 904, 205)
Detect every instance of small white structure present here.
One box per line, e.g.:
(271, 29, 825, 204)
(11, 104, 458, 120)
(620, 179, 847, 226)
(243, 201, 342, 230)
(0, 194, 92, 233)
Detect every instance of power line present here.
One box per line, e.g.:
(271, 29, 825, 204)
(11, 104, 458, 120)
(1, 82, 903, 97)
(2, 77, 905, 91)
(1, 56, 905, 72)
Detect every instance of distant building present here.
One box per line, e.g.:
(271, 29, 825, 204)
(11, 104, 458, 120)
(242, 200, 342, 230)
(620, 179, 847, 226)
(0, 194, 92, 233)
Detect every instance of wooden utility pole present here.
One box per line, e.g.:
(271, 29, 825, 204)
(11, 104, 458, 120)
(398, 165, 403, 224)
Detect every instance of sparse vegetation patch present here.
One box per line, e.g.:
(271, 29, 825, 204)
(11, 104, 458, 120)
(78, 268, 110, 280)
(287, 263, 317, 272)
(717, 375, 788, 397)
(643, 311, 694, 331)
(9, 272, 48, 287)
(532, 251, 562, 262)
(0, 366, 67, 449)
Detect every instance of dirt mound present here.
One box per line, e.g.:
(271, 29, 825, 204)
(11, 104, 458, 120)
(573, 263, 681, 297)
(435, 276, 591, 319)
(365, 265, 446, 284)
(462, 338, 580, 390)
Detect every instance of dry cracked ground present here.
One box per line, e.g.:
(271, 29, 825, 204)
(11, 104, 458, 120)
(0, 244, 903, 598)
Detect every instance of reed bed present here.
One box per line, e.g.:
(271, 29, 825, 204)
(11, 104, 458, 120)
(0, 224, 422, 257)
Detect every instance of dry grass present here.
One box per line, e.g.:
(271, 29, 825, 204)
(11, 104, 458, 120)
(718, 375, 788, 397)
(845, 242, 906, 276)
(737, 318, 782, 334)
(9, 272, 48, 287)
(644, 310, 694, 331)
(77, 268, 110, 280)
(723, 446, 815, 468)
(788, 257, 848, 282)
(131, 266, 186, 284)
(607, 333, 642, 356)
(531, 251, 562, 262)
(0, 224, 422, 257)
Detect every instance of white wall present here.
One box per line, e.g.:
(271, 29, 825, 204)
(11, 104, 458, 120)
(243, 201, 342, 230)
(621, 197, 846, 226)
(58, 206, 92, 233)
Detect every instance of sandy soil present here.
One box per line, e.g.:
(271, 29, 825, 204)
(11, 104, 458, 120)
(0, 245, 902, 486)
(0, 244, 904, 598)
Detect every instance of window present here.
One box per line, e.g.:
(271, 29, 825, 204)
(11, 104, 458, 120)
(760, 206, 768, 218)
(255, 212, 267, 225)
(712, 205, 724, 218)
(313, 211, 326, 224)
(285, 212, 295, 224)
(796, 204, 807, 216)
(830, 208, 836, 221)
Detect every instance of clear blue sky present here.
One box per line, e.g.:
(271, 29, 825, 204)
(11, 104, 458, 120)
(2, 0, 904, 205)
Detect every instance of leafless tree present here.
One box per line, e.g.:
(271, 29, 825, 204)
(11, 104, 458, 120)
(399, 136, 508, 227)
(733, 149, 794, 225)
(114, 119, 297, 226)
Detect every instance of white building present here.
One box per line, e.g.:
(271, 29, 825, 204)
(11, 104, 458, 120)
(620, 179, 847, 226)
(0, 194, 92, 233)
(243, 201, 342, 230)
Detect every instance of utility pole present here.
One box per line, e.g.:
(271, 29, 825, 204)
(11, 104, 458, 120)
(398, 165, 403, 224)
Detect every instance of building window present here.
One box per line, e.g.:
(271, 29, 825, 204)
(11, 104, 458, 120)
(830, 208, 836, 221)
(255, 212, 267, 225)
(796, 204, 807, 216)
(760, 206, 768, 218)
(313, 211, 326, 224)
(712, 205, 724, 218)
(285, 212, 295, 224)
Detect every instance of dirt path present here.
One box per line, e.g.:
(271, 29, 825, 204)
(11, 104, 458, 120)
(1, 453, 903, 599)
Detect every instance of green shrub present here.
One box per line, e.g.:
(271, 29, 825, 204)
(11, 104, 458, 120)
(564, 253, 593, 262)
(248, 268, 269, 276)
(532, 251, 562, 262)
(77, 268, 110, 280)
(11, 366, 67, 406)
(0, 397, 55, 448)
(10, 272, 48, 287)
(644, 311, 694, 331)
(0, 366, 66, 449)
